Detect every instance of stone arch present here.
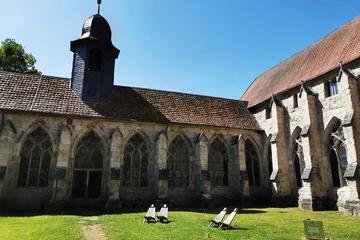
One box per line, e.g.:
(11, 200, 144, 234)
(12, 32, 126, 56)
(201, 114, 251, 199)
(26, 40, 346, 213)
(244, 135, 261, 187)
(16, 120, 56, 154)
(71, 128, 107, 199)
(208, 133, 231, 154)
(0, 119, 16, 136)
(121, 130, 151, 187)
(264, 133, 273, 180)
(166, 132, 194, 187)
(290, 126, 304, 188)
(17, 126, 54, 188)
(208, 134, 230, 187)
(167, 132, 194, 156)
(69, 126, 108, 159)
(324, 117, 347, 187)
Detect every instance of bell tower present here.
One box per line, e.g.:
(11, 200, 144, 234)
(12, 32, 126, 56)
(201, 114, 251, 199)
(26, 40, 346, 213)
(70, 0, 120, 103)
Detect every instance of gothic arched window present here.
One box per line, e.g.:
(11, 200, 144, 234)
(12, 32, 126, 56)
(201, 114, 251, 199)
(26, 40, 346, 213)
(294, 135, 305, 187)
(18, 127, 52, 187)
(208, 138, 229, 186)
(123, 133, 149, 187)
(167, 136, 190, 187)
(328, 120, 347, 187)
(88, 48, 102, 72)
(72, 131, 104, 199)
(245, 141, 260, 187)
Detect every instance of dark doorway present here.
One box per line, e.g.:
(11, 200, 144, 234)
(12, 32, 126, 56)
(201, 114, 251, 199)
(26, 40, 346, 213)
(89, 171, 102, 198)
(72, 171, 87, 199)
(329, 148, 341, 187)
(72, 170, 102, 199)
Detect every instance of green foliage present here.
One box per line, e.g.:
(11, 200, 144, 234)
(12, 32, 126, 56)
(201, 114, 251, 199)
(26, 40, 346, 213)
(0, 38, 40, 74)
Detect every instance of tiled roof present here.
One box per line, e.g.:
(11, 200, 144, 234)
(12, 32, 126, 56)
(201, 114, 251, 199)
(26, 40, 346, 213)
(0, 71, 261, 130)
(241, 16, 360, 108)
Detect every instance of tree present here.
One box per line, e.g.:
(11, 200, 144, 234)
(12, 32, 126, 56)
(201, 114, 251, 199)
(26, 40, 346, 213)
(0, 38, 40, 74)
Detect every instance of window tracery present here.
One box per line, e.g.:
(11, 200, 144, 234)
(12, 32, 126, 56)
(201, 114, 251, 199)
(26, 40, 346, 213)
(18, 127, 52, 187)
(208, 138, 229, 186)
(123, 133, 149, 187)
(245, 141, 260, 186)
(167, 136, 190, 187)
(328, 120, 347, 187)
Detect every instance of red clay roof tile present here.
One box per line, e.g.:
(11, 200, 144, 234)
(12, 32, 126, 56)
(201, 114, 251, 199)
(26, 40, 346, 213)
(241, 16, 360, 107)
(0, 71, 261, 130)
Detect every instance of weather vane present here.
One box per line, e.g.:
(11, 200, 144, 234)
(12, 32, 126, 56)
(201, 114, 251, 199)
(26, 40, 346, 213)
(97, 0, 102, 15)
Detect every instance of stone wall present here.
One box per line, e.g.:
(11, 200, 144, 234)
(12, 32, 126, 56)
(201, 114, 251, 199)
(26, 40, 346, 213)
(251, 62, 360, 215)
(0, 113, 264, 212)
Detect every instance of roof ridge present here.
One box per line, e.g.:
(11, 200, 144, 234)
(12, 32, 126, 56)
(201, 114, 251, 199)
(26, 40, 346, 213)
(0, 70, 70, 80)
(242, 16, 360, 100)
(129, 86, 243, 102)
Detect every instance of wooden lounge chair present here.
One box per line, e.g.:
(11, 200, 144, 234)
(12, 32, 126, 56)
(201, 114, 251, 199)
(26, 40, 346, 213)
(143, 204, 156, 223)
(218, 208, 238, 229)
(157, 204, 168, 223)
(208, 207, 227, 227)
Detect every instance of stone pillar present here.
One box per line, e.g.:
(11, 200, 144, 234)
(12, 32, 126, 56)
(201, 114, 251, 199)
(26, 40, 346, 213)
(342, 75, 360, 216)
(298, 89, 326, 211)
(155, 130, 167, 201)
(269, 101, 292, 206)
(52, 126, 71, 205)
(0, 119, 16, 213)
(232, 135, 249, 204)
(107, 128, 122, 211)
(195, 133, 209, 203)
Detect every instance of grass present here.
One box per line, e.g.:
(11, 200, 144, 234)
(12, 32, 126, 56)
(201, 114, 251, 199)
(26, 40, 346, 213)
(1, 207, 360, 239)
(0, 215, 85, 240)
(100, 207, 360, 240)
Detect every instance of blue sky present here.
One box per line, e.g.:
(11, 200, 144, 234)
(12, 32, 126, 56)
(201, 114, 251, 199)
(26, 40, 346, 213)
(1, 0, 359, 99)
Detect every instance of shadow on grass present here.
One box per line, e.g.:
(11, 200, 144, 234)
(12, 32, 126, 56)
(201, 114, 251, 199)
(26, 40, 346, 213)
(1, 206, 267, 217)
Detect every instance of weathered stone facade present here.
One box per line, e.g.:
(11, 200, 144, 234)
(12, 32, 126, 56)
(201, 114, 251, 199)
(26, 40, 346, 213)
(0, 113, 266, 212)
(249, 63, 360, 216)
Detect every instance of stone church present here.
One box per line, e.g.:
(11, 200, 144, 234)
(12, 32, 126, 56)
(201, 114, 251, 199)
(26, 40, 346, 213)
(0, 8, 359, 216)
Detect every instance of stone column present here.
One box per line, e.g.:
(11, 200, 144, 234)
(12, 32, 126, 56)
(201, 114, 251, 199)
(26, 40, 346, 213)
(51, 126, 71, 205)
(296, 87, 326, 210)
(341, 73, 360, 216)
(232, 135, 249, 204)
(269, 100, 292, 206)
(0, 120, 16, 213)
(194, 133, 210, 206)
(155, 130, 167, 201)
(107, 128, 122, 211)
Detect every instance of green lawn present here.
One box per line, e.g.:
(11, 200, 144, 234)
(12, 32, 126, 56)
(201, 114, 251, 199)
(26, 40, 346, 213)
(0, 215, 85, 240)
(1, 208, 359, 240)
(100, 207, 360, 240)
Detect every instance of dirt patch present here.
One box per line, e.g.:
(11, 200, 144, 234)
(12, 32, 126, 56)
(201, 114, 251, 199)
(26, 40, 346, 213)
(81, 216, 107, 240)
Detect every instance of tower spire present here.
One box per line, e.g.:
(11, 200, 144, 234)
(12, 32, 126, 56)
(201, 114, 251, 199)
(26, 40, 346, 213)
(97, 0, 102, 15)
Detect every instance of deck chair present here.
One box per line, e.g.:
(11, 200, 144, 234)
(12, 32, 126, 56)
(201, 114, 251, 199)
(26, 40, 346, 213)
(218, 208, 238, 229)
(157, 204, 168, 223)
(208, 207, 227, 227)
(143, 204, 156, 223)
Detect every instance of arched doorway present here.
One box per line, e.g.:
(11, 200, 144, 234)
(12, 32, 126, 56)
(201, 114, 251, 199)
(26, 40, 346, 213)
(72, 131, 104, 199)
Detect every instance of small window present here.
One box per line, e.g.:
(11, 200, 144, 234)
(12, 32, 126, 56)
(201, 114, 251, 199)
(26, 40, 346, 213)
(88, 87, 97, 96)
(88, 48, 102, 72)
(266, 106, 272, 119)
(326, 78, 338, 97)
(293, 93, 298, 108)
